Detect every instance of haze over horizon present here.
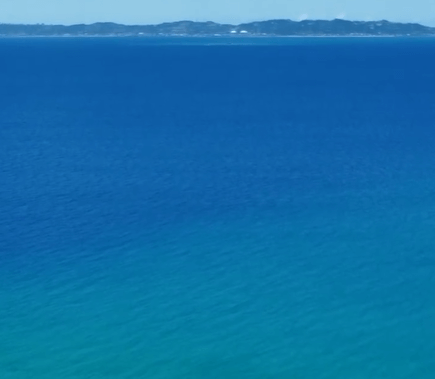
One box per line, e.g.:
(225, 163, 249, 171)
(1, 0, 435, 27)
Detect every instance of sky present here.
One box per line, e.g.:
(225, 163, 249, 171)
(1, 0, 435, 26)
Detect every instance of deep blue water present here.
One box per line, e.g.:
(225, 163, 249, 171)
(1, 37, 435, 378)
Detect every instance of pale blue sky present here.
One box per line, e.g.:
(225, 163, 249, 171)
(1, 0, 435, 26)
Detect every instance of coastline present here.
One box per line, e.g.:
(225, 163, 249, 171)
(1, 19, 434, 38)
(1, 34, 433, 38)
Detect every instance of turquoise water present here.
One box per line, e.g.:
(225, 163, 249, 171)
(1, 37, 435, 378)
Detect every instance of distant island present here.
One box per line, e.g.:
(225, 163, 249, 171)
(1, 19, 435, 37)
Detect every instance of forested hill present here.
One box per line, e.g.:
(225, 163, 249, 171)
(1, 19, 435, 36)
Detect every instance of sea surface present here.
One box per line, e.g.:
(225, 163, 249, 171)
(1, 37, 435, 378)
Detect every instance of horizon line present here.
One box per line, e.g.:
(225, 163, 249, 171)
(0, 18, 433, 28)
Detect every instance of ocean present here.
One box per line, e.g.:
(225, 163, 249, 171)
(1, 37, 435, 378)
